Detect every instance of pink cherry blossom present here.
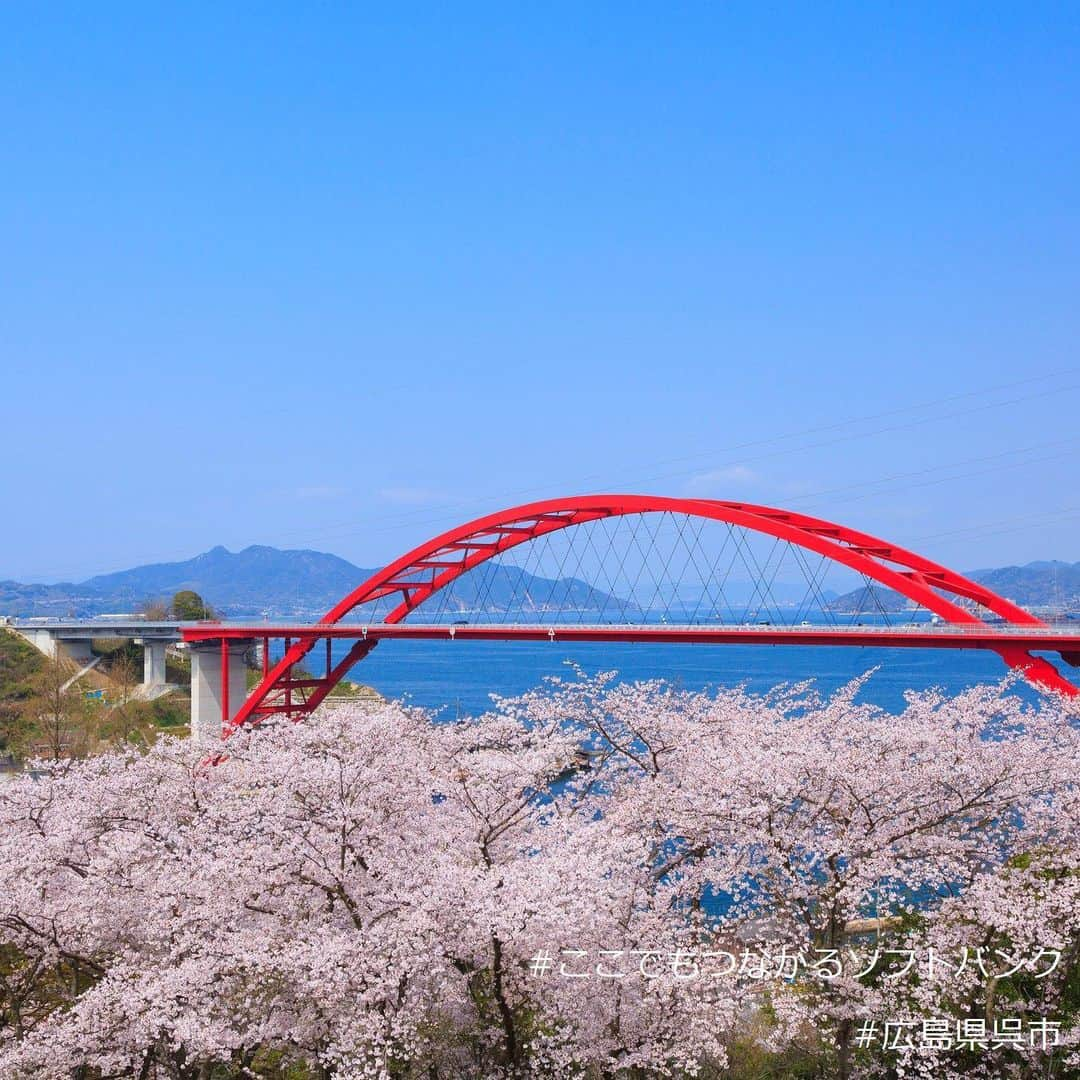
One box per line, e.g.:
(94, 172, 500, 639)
(0, 670, 1075, 1078)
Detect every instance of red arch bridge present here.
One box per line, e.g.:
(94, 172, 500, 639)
(181, 495, 1080, 738)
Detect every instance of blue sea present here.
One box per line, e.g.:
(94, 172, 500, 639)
(337, 639, 1058, 717)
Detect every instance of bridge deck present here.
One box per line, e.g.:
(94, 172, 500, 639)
(180, 622, 1080, 653)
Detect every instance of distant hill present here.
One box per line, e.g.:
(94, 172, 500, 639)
(0, 547, 367, 619)
(0, 545, 634, 620)
(3, 548, 1076, 621)
(81, 545, 367, 618)
(0, 579, 108, 619)
(964, 561, 1080, 608)
(829, 560, 1080, 614)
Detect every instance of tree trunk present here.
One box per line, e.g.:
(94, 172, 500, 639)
(491, 934, 519, 1068)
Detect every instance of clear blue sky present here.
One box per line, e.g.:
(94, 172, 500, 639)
(2, 3, 1077, 581)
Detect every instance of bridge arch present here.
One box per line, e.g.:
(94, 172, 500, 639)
(231, 495, 1076, 728)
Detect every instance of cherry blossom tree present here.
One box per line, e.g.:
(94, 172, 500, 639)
(0, 669, 1075, 1079)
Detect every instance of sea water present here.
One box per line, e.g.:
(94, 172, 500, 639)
(341, 639, 1055, 717)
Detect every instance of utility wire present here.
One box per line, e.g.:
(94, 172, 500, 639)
(24, 369, 1079, 580)
(275, 380, 1080, 547)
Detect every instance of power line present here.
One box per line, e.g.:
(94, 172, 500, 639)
(908, 506, 1080, 546)
(274, 379, 1079, 548)
(776, 438, 1080, 507)
(21, 368, 1079, 580)
(790, 447, 1080, 515)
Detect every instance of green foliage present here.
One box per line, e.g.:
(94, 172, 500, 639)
(147, 696, 189, 731)
(172, 589, 214, 621)
(333, 679, 381, 700)
(0, 630, 43, 748)
(0, 629, 43, 686)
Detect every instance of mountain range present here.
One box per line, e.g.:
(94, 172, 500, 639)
(1, 546, 1076, 619)
(828, 560, 1080, 614)
(0, 545, 633, 620)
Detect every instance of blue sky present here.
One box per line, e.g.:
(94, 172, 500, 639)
(1, 3, 1077, 581)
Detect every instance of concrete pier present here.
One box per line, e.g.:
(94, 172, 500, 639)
(18, 628, 94, 666)
(137, 639, 168, 690)
(189, 640, 253, 742)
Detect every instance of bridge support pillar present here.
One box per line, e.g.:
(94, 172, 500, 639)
(16, 630, 93, 666)
(16, 629, 59, 658)
(190, 640, 252, 742)
(137, 640, 168, 690)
